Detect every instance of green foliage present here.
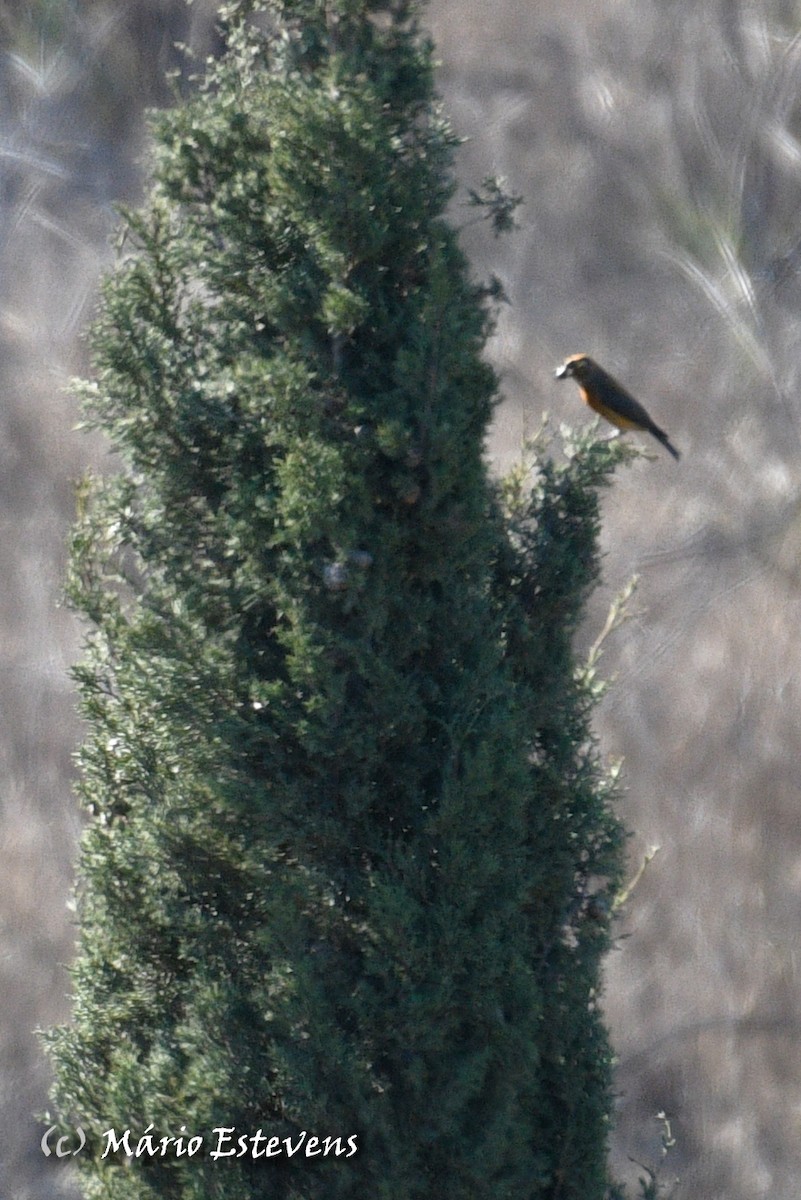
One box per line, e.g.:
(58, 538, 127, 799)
(46, 4, 626, 1198)
(467, 175, 524, 236)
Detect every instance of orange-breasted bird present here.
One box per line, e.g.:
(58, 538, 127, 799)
(555, 353, 680, 460)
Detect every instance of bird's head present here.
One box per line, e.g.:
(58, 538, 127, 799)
(555, 353, 593, 383)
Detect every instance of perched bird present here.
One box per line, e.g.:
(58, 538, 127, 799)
(555, 353, 680, 460)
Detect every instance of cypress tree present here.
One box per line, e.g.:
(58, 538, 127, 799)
(46, 3, 626, 1197)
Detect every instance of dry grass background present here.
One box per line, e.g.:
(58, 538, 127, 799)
(5, 2, 801, 1197)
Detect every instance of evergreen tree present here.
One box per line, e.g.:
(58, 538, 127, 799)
(46, 2, 626, 1197)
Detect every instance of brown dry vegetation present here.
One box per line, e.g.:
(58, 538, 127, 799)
(430, 2, 801, 1196)
(4, 2, 801, 1197)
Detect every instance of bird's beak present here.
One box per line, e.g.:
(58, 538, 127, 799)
(555, 361, 571, 379)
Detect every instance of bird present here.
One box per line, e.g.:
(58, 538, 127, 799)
(554, 353, 680, 460)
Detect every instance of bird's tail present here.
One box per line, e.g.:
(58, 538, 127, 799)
(652, 426, 681, 460)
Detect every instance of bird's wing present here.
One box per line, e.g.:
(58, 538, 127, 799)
(592, 373, 659, 431)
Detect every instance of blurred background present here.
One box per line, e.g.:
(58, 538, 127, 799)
(5, 2, 801, 1197)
